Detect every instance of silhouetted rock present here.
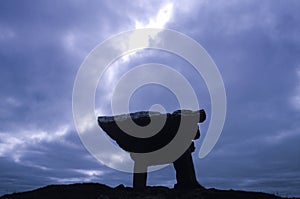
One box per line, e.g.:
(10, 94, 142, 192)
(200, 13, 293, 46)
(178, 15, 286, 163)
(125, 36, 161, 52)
(0, 183, 296, 199)
(98, 109, 206, 153)
(98, 110, 206, 189)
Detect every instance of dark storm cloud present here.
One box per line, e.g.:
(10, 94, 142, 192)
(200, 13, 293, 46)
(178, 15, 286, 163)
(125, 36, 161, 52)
(0, 129, 132, 195)
(0, 1, 115, 131)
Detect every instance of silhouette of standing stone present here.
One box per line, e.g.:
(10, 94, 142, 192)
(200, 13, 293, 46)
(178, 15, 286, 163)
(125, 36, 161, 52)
(98, 109, 206, 190)
(173, 143, 203, 189)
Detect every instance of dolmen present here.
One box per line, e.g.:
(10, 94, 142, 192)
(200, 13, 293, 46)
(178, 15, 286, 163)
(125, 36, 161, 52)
(98, 109, 206, 189)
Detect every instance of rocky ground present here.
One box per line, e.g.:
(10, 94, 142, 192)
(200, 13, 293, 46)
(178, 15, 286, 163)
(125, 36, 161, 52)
(1, 183, 298, 199)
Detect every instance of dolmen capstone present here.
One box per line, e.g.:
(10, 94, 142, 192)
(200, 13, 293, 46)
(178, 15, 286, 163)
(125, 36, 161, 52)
(98, 109, 206, 189)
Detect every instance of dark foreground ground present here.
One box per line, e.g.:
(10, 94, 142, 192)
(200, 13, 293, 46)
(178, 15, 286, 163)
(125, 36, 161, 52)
(1, 183, 298, 199)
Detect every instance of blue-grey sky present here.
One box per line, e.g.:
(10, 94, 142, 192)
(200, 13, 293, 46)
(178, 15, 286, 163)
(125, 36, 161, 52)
(1, 0, 300, 197)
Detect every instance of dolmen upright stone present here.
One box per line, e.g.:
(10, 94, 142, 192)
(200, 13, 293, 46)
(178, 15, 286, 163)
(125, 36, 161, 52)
(98, 109, 206, 190)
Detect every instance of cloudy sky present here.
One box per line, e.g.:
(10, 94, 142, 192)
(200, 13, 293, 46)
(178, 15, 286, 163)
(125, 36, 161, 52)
(1, 0, 300, 197)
